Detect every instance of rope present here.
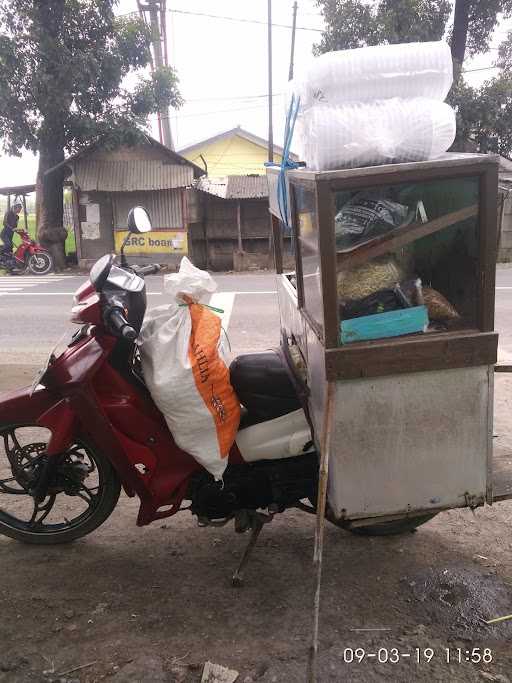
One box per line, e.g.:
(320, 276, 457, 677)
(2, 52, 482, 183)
(265, 94, 302, 229)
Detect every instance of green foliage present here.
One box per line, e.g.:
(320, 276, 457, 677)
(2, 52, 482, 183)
(314, 0, 451, 54)
(449, 75, 512, 155)
(463, 0, 512, 57)
(0, 0, 183, 157)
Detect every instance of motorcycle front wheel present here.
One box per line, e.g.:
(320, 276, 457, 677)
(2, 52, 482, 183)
(0, 424, 121, 544)
(27, 252, 53, 275)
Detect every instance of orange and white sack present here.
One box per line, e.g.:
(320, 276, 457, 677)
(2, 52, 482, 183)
(138, 257, 240, 480)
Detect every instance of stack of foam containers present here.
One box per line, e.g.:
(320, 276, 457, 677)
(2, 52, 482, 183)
(291, 41, 456, 171)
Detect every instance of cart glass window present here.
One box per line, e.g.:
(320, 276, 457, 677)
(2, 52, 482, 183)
(335, 176, 480, 345)
(295, 185, 323, 331)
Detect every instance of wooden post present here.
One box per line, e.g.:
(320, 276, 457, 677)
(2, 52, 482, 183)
(22, 194, 29, 233)
(237, 201, 243, 252)
(308, 381, 336, 683)
(271, 214, 283, 274)
(72, 187, 82, 262)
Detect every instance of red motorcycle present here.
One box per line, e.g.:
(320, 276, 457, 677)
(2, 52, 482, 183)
(0, 229, 54, 275)
(0, 207, 317, 583)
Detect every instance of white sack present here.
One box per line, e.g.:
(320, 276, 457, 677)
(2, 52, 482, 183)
(138, 257, 240, 481)
(294, 97, 456, 171)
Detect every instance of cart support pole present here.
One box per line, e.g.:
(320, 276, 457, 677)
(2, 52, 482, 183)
(308, 380, 336, 683)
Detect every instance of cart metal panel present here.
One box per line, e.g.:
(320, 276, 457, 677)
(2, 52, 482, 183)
(326, 366, 492, 520)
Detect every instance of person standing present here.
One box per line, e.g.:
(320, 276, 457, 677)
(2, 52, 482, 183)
(1, 202, 22, 256)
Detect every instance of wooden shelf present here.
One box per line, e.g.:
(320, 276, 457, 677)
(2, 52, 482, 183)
(325, 329, 498, 381)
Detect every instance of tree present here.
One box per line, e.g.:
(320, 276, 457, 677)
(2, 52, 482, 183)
(315, 0, 512, 156)
(0, 1, 183, 269)
(314, 0, 451, 54)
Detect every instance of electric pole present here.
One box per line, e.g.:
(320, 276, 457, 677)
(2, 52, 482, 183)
(138, 1, 174, 150)
(268, 0, 274, 162)
(289, 1, 298, 81)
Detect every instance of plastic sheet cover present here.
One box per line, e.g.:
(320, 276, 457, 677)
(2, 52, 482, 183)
(290, 40, 455, 171)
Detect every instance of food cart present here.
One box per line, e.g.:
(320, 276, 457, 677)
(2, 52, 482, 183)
(267, 152, 512, 532)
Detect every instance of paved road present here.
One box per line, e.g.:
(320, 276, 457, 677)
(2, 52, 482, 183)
(0, 271, 281, 364)
(2, 266, 512, 364)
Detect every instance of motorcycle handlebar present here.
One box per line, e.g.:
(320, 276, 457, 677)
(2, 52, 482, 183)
(108, 308, 137, 341)
(134, 264, 160, 276)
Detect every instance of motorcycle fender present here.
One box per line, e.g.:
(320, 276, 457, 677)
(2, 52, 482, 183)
(0, 385, 58, 426)
(37, 399, 76, 455)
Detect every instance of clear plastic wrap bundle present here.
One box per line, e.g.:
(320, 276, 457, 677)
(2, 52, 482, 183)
(294, 98, 456, 171)
(292, 41, 452, 109)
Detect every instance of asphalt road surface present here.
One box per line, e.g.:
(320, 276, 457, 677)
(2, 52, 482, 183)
(0, 271, 281, 365)
(3, 265, 512, 365)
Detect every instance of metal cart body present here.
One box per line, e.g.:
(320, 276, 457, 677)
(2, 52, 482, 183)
(269, 152, 511, 524)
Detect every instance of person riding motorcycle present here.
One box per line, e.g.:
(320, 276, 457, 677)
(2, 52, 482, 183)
(0, 202, 22, 259)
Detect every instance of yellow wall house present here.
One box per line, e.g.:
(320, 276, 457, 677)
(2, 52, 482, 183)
(179, 126, 296, 176)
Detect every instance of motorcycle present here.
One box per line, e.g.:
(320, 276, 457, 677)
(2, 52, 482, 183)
(0, 229, 54, 275)
(0, 207, 318, 584)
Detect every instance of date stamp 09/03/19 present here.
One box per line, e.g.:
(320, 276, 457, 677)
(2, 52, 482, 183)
(341, 647, 494, 665)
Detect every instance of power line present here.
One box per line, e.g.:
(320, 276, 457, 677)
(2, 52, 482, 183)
(148, 102, 268, 120)
(185, 93, 283, 102)
(167, 8, 323, 32)
(462, 65, 501, 73)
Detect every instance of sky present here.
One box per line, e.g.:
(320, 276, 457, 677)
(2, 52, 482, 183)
(0, 0, 509, 188)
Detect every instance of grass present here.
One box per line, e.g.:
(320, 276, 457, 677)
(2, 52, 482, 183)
(9, 213, 76, 255)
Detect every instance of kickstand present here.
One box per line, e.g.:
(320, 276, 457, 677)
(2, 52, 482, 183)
(232, 513, 266, 587)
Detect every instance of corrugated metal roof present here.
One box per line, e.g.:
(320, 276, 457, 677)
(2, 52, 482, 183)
(196, 175, 268, 200)
(72, 160, 194, 192)
(112, 189, 183, 230)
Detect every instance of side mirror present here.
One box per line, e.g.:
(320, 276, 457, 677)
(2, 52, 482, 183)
(120, 207, 152, 267)
(127, 206, 152, 234)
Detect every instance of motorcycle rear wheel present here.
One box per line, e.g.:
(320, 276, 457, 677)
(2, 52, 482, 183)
(0, 424, 121, 544)
(27, 252, 53, 275)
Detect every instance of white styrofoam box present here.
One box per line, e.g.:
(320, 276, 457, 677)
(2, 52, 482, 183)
(291, 41, 452, 110)
(295, 98, 456, 171)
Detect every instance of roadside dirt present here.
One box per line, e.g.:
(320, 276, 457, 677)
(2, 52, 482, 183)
(2, 365, 512, 682)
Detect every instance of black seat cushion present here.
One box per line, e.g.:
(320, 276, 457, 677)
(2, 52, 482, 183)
(230, 350, 301, 427)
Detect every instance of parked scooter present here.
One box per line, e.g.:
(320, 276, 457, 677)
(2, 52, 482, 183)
(0, 207, 318, 583)
(0, 229, 53, 275)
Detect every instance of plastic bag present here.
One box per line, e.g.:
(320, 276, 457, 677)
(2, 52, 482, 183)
(291, 41, 452, 110)
(422, 287, 460, 321)
(294, 97, 456, 171)
(335, 192, 412, 249)
(341, 279, 423, 320)
(138, 257, 241, 480)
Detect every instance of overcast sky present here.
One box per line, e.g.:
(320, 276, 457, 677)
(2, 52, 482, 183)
(0, 0, 509, 187)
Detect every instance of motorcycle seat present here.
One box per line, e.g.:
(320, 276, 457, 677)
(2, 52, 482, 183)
(230, 350, 302, 427)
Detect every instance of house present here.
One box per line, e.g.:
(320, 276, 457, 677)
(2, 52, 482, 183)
(188, 174, 294, 272)
(45, 135, 204, 268)
(179, 126, 296, 176)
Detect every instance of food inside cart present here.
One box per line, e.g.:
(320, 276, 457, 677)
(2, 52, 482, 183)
(291, 173, 479, 345)
(333, 176, 478, 344)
